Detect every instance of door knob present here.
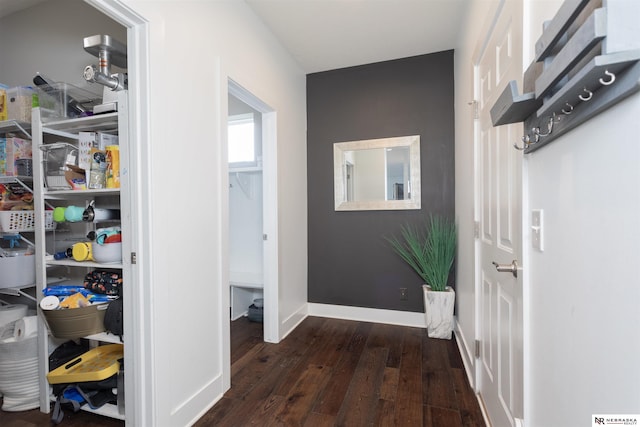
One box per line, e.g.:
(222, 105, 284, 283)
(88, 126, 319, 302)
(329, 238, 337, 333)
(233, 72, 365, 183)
(492, 260, 518, 278)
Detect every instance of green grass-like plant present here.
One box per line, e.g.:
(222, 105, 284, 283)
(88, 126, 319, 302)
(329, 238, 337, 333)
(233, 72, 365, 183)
(385, 215, 457, 292)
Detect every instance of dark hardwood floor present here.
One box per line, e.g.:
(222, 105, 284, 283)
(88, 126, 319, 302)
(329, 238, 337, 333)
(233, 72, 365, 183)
(197, 316, 485, 427)
(0, 316, 485, 426)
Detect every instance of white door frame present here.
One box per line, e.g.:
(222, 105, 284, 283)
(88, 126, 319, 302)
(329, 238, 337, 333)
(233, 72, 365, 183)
(472, 0, 525, 425)
(227, 79, 279, 345)
(85, 1, 152, 425)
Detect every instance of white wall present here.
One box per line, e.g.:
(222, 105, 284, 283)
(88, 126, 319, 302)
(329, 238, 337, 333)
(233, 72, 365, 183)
(3, 0, 308, 425)
(456, 0, 640, 425)
(527, 92, 640, 427)
(524, 1, 640, 425)
(113, 2, 307, 425)
(229, 171, 263, 282)
(116, 2, 307, 425)
(229, 95, 264, 283)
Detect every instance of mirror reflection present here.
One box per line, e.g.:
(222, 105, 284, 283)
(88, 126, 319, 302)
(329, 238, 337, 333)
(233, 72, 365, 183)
(334, 135, 421, 211)
(343, 146, 411, 201)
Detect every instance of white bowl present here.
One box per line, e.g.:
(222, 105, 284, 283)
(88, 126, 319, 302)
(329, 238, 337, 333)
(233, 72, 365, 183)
(92, 242, 122, 264)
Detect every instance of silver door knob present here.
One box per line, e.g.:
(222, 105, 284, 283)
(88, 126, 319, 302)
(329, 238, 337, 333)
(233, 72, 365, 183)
(492, 260, 518, 278)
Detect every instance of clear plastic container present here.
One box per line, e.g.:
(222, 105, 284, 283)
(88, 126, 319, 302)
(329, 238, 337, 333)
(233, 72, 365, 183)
(6, 86, 35, 122)
(40, 142, 78, 190)
(35, 82, 101, 122)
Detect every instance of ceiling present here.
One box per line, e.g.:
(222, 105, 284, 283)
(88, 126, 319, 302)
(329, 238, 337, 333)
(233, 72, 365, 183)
(245, 0, 471, 73)
(0, 0, 470, 74)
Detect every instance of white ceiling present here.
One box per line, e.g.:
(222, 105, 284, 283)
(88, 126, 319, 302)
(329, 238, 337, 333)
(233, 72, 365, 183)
(246, 0, 471, 73)
(0, 0, 470, 75)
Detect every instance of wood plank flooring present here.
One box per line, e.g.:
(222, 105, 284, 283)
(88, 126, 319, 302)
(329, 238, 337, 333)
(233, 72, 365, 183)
(196, 316, 485, 427)
(0, 316, 485, 426)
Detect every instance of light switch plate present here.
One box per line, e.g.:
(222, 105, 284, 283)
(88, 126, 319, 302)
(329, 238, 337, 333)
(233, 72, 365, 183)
(531, 209, 544, 251)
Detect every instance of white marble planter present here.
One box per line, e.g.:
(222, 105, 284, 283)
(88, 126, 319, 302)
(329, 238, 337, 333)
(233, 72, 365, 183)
(422, 285, 455, 339)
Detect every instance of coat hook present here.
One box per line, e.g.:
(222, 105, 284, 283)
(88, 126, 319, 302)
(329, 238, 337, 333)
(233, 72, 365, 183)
(599, 69, 616, 86)
(533, 116, 554, 137)
(578, 87, 593, 101)
(531, 131, 541, 143)
(561, 102, 574, 115)
(514, 135, 530, 151)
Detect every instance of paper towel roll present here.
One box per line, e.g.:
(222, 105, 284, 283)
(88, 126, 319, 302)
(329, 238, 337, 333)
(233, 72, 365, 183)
(14, 316, 37, 340)
(40, 296, 60, 311)
(0, 304, 28, 327)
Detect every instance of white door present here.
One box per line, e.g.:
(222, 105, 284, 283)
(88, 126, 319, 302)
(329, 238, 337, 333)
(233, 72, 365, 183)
(475, 1, 524, 426)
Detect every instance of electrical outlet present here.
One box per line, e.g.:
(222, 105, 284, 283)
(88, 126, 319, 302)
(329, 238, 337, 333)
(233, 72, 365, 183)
(400, 288, 408, 300)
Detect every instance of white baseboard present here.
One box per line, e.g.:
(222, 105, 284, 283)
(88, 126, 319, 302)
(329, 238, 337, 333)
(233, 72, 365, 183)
(276, 303, 308, 342)
(307, 303, 427, 328)
(454, 320, 476, 390)
(453, 321, 491, 426)
(231, 311, 248, 321)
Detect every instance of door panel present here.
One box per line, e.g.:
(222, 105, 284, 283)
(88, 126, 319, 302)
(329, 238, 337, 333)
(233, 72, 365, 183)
(476, 1, 524, 426)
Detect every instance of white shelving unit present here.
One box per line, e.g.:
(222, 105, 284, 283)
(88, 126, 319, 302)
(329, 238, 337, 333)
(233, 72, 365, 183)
(0, 119, 32, 139)
(0, 174, 37, 301)
(32, 91, 131, 421)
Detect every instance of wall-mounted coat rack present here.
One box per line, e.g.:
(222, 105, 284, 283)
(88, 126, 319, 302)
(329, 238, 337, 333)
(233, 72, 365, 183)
(490, 0, 640, 153)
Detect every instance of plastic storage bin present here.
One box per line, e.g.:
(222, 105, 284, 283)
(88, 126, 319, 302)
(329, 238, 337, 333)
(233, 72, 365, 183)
(0, 210, 55, 232)
(0, 137, 32, 177)
(47, 343, 123, 384)
(6, 87, 35, 122)
(15, 159, 32, 176)
(40, 143, 78, 190)
(0, 254, 35, 289)
(35, 83, 101, 122)
(42, 303, 109, 339)
(248, 304, 263, 322)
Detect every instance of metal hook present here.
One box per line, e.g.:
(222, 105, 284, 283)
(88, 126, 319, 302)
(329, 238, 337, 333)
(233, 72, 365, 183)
(599, 69, 616, 86)
(578, 87, 593, 101)
(561, 102, 574, 115)
(531, 131, 541, 143)
(514, 135, 530, 151)
(533, 116, 554, 137)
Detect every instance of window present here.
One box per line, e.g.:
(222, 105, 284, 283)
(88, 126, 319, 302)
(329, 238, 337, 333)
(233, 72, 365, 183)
(228, 113, 257, 166)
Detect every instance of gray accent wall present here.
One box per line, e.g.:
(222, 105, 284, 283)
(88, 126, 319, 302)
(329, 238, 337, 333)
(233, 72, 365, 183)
(307, 50, 455, 313)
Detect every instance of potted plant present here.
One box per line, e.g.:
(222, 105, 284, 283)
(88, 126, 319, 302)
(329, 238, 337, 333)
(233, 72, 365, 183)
(386, 215, 457, 339)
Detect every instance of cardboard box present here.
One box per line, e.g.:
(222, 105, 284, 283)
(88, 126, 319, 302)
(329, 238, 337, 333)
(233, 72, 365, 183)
(64, 165, 87, 190)
(78, 132, 96, 178)
(0, 84, 7, 121)
(97, 133, 118, 150)
(0, 137, 32, 176)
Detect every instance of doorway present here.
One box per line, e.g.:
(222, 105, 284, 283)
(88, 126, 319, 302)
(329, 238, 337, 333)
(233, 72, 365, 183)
(227, 80, 278, 344)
